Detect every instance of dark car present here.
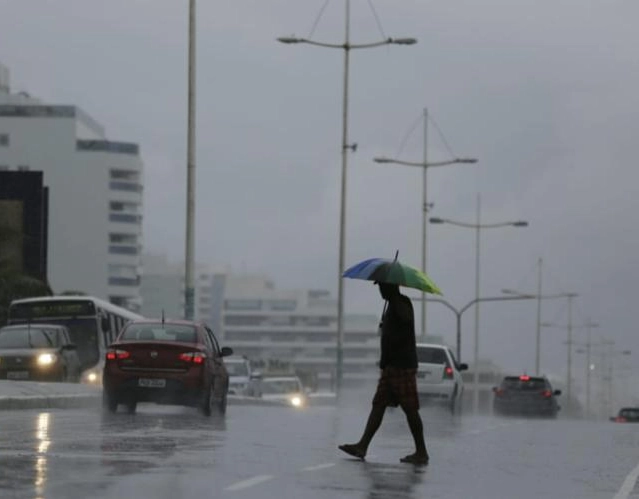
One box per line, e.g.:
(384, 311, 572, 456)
(0, 324, 81, 382)
(493, 375, 561, 418)
(610, 407, 639, 423)
(102, 320, 233, 415)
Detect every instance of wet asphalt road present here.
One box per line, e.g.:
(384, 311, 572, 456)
(1, 398, 639, 499)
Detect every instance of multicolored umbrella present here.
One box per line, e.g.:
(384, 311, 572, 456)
(342, 257, 442, 295)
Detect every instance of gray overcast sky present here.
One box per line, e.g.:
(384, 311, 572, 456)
(2, 0, 638, 383)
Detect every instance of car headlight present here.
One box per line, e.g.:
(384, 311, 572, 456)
(290, 396, 303, 408)
(82, 370, 101, 384)
(37, 353, 57, 366)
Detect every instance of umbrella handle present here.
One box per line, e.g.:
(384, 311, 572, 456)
(393, 250, 399, 262)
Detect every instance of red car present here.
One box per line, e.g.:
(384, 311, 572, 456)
(102, 320, 233, 415)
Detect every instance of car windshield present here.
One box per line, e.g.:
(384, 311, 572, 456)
(261, 379, 302, 394)
(121, 324, 198, 343)
(226, 362, 249, 377)
(0, 327, 59, 349)
(417, 347, 448, 365)
(502, 377, 548, 391)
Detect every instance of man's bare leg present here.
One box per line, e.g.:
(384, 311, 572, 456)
(339, 405, 386, 459)
(400, 409, 429, 464)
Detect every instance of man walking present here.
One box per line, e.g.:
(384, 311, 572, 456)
(339, 282, 429, 465)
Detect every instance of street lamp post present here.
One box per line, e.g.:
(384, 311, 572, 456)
(374, 110, 477, 342)
(184, 0, 197, 320)
(278, 1, 416, 392)
(416, 294, 536, 360)
(430, 197, 528, 413)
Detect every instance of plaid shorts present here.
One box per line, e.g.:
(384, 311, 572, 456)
(372, 367, 420, 411)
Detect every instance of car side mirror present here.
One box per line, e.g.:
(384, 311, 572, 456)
(63, 343, 77, 351)
(553, 389, 562, 396)
(220, 346, 233, 357)
(458, 363, 469, 371)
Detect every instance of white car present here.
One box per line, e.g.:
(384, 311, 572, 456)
(258, 376, 308, 408)
(224, 356, 254, 396)
(415, 343, 468, 414)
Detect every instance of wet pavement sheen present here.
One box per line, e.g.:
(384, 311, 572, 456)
(0, 401, 638, 498)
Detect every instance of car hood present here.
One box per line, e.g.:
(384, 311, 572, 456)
(0, 348, 58, 357)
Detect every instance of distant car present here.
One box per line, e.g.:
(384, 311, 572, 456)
(0, 324, 81, 382)
(610, 407, 639, 423)
(415, 343, 467, 414)
(225, 356, 257, 396)
(102, 320, 233, 415)
(493, 375, 561, 418)
(258, 375, 308, 408)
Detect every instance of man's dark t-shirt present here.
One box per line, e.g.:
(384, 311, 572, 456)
(379, 295, 418, 369)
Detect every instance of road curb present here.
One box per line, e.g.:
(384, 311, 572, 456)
(0, 393, 101, 411)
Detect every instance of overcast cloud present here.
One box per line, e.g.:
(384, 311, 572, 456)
(2, 0, 638, 389)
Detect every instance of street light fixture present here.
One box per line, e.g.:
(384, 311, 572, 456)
(430, 196, 528, 413)
(373, 110, 477, 341)
(278, 1, 417, 393)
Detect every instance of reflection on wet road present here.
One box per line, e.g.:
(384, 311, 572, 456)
(1, 401, 639, 498)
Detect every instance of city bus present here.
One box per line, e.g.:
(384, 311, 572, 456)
(7, 296, 143, 384)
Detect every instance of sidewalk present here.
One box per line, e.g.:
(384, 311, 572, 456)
(0, 380, 101, 410)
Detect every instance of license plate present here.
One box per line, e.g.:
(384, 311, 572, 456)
(138, 378, 166, 388)
(7, 371, 30, 380)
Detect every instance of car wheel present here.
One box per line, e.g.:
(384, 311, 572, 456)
(102, 390, 117, 413)
(125, 399, 137, 414)
(217, 383, 228, 415)
(201, 384, 214, 417)
(449, 386, 458, 415)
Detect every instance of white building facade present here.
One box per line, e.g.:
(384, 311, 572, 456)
(0, 63, 143, 311)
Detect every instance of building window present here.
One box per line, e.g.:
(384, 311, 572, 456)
(108, 277, 139, 287)
(110, 169, 139, 182)
(109, 213, 141, 224)
(0, 134, 8, 146)
(224, 299, 263, 311)
(109, 233, 137, 245)
(268, 300, 297, 311)
(109, 181, 142, 193)
(110, 201, 139, 213)
(108, 264, 138, 278)
(109, 245, 138, 255)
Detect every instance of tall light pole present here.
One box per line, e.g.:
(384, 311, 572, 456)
(538, 293, 578, 403)
(430, 197, 528, 413)
(278, 1, 417, 392)
(374, 110, 477, 341)
(184, 0, 197, 320)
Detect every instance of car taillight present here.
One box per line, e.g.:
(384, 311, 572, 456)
(542, 390, 552, 398)
(616, 416, 627, 423)
(494, 388, 505, 397)
(519, 375, 531, 381)
(443, 366, 454, 379)
(179, 352, 207, 364)
(106, 349, 130, 361)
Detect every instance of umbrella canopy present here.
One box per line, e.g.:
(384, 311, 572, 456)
(343, 258, 442, 295)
